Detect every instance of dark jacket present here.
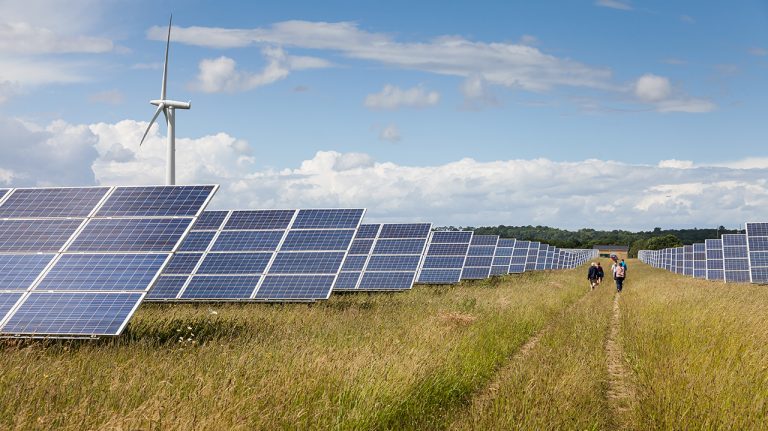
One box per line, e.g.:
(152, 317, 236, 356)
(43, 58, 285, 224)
(588, 266, 599, 279)
(596, 266, 604, 278)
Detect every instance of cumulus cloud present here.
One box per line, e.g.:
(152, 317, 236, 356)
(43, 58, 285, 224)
(0, 21, 112, 54)
(149, 21, 616, 93)
(191, 47, 331, 93)
(88, 89, 123, 105)
(379, 124, 401, 143)
(364, 85, 440, 110)
(633, 73, 715, 113)
(461, 75, 498, 109)
(5, 117, 767, 230)
(595, 0, 633, 11)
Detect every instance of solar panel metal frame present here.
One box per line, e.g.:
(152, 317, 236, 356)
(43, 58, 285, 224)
(148, 208, 365, 302)
(508, 240, 529, 273)
(0, 185, 217, 338)
(692, 243, 706, 278)
(461, 235, 498, 280)
(704, 239, 724, 282)
(490, 238, 515, 276)
(416, 230, 473, 284)
(525, 241, 540, 271)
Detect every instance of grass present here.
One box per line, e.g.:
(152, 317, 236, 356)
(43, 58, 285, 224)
(3, 261, 768, 430)
(0, 270, 585, 430)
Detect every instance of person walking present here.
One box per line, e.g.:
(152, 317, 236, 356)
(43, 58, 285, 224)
(613, 261, 626, 292)
(596, 262, 604, 285)
(587, 262, 599, 290)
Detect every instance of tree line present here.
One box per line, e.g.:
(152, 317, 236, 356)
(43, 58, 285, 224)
(435, 225, 740, 258)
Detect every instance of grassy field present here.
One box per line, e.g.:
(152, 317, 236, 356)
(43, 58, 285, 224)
(1, 261, 767, 430)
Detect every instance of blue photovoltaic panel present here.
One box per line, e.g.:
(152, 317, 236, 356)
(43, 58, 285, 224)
(355, 224, 380, 239)
(0, 187, 109, 218)
(0, 292, 24, 322)
(0, 254, 55, 290)
(333, 272, 361, 289)
(197, 253, 271, 274)
(746, 222, 768, 283)
(430, 231, 473, 243)
(510, 240, 530, 273)
(461, 266, 490, 279)
(417, 269, 462, 283)
(372, 239, 427, 255)
(180, 276, 259, 299)
(417, 230, 472, 284)
(163, 253, 203, 275)
(291, 209, 364, 229)
(348, 239, 374, 255)
(0, 219, 83, 252)
(468, 245, 495, 257)
(378, 223, 431, 239)
(358, 272, 414, 290)
(365, 255, 421, 271)
(471, 235, 499, 246)
(281, 230, 355, 251)
(95, 185, 215, 217)
(1, 292, 143, 336)
(683, 245, 693, 276)
(255, 275, 335, 300)
(0, 189, 9, 201)
(211, 230, 283, 252)
(145, 276, 188, 300)
(693, 243, 706, 278)
(723, 234, 750, 283)
(192, 211, 228, 230)
(67, 218, 191, 252)
(178, 231, 216, 252)
(269, 252, 345, 274)
(35, 254, 168, 291)
(465, 257, 493, 267)
(341, 255, 368, 271)
(224, 210, 295, 230)
(525, 242, 540, 271)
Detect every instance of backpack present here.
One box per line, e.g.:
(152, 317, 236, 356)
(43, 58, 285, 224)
(615, 266, 625, 278)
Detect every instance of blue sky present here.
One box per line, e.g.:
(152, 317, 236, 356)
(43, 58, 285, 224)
(1, 0, 767, 230)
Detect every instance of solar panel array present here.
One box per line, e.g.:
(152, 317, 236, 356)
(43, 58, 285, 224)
(509, 240, 529, 273)
(525, 242, 540, 271)
(334, 223, 431, 291)
(639, 223, 768, 285)
(148, 209, 365, 301)
(490, 238, 515, 275)
(0, 185, 217, 338)
(462, 235, 499, 279)
(416, 231, 473, 284)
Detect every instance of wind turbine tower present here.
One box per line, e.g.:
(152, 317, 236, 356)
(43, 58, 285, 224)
(140, 15, 190, 185)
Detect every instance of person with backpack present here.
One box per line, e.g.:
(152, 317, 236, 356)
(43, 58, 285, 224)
(596, 262, 604, 285)
(613, 261, 626, 292)
(587, 262, 599, 290)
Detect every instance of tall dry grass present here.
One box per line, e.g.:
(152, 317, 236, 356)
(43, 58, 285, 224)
(0, 270, 585, 430)
(619, 260, 768, 430)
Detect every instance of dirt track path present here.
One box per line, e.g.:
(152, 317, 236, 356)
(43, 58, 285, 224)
(605, 292, 637, 429)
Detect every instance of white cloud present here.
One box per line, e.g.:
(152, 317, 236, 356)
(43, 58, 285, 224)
(595, 0, 633, 11)
(519, 35, 539, 46)
(633, 73, 715, 113)
(364, 85, 440, 110)
(88, 89, 123, 105)
(379, 124, 401, 143)
(634, 74, 671, 102)
(149, 21, 616, 93)
(461, 75, 498, 109)
(0, 21, 112, 54)
(191, 48, 331, 93)
(7, 117, 768, 230)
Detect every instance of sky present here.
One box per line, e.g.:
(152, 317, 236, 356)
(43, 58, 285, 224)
(0, 0, 767, 230)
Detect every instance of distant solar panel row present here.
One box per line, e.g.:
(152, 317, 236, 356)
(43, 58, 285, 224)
(148, 208, 365, 301)
(0, 185, 217, 338)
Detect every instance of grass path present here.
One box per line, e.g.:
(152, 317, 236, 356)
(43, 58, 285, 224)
(605, 292, 637, 429)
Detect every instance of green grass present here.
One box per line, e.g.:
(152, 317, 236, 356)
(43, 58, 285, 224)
(3, 261, 768, 430)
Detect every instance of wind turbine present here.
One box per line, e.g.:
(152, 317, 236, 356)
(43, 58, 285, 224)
(140, 15, 191, 185)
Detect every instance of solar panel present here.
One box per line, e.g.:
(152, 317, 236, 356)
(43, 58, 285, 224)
(509, 240, 529, 273)
(525, 242, 540, 271)
(746, 222, 768, 283)
(674, 246, 684, 274)
(334, 223, 430, 291)
(149, 208, 365, 301)
(683, 245, 693, 276)
(705, 239, 724, 281)
(462, 235, 498, 279)
(535, 244, 548, 271)
(692, 243, 706, 278)
(417, 230, 472, 284)
(0, 185, 217, 338)
(490, 238, 514, 275)
(722, 234, 750, 283)
(0, 187, 109, 218)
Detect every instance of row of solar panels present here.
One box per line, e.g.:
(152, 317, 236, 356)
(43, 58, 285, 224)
(638, 223, 768, 284)
(0, 186, 596, 339)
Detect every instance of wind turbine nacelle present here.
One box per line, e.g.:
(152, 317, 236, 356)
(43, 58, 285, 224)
(150, 99, 191, 109)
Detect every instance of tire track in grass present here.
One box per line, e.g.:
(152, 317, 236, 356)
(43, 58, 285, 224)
(605, 292, 637, 429)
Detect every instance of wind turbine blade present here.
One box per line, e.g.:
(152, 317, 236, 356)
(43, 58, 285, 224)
(161, 14, 172, 100)
(140, 104, 165, 146)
